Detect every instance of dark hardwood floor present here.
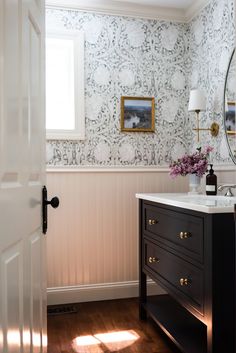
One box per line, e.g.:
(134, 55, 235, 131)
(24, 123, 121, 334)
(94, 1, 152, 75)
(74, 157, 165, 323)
(48, 298, 178, 353)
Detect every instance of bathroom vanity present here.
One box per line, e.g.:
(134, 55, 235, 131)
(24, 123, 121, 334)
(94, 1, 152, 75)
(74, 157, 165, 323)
(136, 193, 236, 353)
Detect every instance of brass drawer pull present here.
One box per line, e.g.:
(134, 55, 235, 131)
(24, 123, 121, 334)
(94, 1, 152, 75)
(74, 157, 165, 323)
(179, 231, 191, 239)
(148, 219, 158, 225)
(179, 278, 189, 286)
(148, 256, 160, 264)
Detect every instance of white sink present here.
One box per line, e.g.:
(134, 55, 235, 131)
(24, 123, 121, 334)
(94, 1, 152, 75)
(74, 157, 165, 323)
(180, 195, 236, 201)
(177, 194, 236, 209)
(180, 195, 236, 206)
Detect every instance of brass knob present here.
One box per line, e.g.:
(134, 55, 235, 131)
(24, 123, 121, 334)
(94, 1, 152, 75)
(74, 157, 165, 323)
(148, 256, 160, 264)
(148, 219, 158, 225)
(179, 231, 191, 239)
(179, 278, 189, 286)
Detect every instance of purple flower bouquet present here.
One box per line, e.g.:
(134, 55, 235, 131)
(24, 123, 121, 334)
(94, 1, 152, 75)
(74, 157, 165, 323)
(169, 146, 213, 178)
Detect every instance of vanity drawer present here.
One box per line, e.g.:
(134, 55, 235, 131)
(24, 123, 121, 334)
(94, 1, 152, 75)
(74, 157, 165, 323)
(143, 238, 204, 315)
(143, 203, 204, 263)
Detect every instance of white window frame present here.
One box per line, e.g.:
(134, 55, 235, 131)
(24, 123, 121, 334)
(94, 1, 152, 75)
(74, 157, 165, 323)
(46, 31, 85, 140)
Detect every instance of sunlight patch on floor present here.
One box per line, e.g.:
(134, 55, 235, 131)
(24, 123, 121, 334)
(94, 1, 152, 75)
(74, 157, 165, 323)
(7, 330, 21, 347)
(72, 329, 140, 353)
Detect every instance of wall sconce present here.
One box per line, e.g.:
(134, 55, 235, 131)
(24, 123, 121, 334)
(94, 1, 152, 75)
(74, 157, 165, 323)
(188, 89, 219, 142)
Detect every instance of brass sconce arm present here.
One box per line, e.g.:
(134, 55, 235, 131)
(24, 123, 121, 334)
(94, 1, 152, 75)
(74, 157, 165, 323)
(188, 89, 219, 142)
(193, 122, 219, 139)
(193, 111, 219, 142)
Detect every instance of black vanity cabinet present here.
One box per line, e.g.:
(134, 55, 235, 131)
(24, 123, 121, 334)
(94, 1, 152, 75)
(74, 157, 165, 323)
(139, 199, 235, 353)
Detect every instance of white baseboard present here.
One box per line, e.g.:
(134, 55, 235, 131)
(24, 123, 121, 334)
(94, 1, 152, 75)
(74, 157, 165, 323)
(47, 280, 165, 305)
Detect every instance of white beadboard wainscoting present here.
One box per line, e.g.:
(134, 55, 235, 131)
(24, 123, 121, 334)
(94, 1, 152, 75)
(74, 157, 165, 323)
(46, 166, 235, 305)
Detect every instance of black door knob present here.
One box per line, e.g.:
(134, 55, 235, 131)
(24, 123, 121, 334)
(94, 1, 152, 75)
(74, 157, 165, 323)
(42, 186, 59, 234)
(47, 196, 59, 208)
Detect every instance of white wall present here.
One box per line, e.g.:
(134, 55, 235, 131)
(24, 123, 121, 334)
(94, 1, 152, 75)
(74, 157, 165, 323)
(46, 169, 188, 304)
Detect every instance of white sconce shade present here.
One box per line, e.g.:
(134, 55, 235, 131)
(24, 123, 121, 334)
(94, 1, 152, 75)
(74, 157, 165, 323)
(188, 89, 206, 112)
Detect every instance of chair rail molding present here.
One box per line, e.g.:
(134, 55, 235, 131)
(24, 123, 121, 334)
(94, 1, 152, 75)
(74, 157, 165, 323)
(46, 164, 236, 173)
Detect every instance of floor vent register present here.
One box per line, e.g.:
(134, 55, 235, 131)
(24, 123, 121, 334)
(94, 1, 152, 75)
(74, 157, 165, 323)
(47, 304, 78, 315)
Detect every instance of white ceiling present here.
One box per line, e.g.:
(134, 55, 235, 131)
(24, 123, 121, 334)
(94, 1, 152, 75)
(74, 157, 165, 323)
(113, 0, 196, 10)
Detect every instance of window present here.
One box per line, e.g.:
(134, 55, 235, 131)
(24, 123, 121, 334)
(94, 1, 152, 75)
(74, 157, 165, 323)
(46, 31, 85, 140)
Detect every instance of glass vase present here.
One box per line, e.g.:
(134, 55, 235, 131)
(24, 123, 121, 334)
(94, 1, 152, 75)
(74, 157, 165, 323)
(188, 174, 201, 195)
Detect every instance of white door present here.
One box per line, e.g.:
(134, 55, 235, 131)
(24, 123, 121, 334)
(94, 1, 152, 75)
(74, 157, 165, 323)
(0, 0, 46, 352)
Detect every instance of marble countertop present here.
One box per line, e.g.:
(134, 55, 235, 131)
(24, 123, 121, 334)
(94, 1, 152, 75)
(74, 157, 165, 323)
(136, 193, 236, 214)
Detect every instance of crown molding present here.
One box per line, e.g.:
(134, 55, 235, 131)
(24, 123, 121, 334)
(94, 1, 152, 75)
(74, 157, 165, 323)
(46, 0, 210, 23)
(185, 0, 211, 22)
(46, 0, 186, 22)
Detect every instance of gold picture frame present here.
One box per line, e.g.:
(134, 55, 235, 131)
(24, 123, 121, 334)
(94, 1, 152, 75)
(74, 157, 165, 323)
(121, 96, 155, 132)
(226, 101, 236, 135)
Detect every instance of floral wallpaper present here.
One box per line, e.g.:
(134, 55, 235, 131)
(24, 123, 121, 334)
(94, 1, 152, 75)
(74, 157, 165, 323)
(46, 0, 235, 167)
(188, 0, 234, 163)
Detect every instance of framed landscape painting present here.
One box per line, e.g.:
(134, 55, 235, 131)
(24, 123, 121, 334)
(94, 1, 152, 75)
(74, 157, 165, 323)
(121, 96, 155, 132)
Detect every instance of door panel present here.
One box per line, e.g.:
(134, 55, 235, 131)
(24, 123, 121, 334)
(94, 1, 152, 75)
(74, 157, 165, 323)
(0, 0, 46, 352)
(1, 242, 23, 353)
(30, 232, 42, 353)
(29, 16, 42, 184)
(2, 0, 21, 183)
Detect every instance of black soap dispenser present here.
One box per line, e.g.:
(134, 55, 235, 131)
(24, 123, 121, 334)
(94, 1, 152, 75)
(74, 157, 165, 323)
(206, 164, 217, 195)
